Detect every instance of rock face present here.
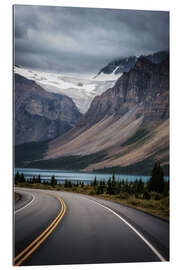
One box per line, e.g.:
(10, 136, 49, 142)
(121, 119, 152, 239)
(14, 74, 82, 145)
(96, 51, 169, 76)
(85, 56, 169, 126)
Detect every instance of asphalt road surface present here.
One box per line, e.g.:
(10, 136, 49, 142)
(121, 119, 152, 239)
(14, 188, 169, 266)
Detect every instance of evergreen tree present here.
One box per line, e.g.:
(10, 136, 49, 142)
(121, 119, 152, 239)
(107, 178, 113, 194)
(96, 181, 104, 194)
(112, 173, 116, 194)
(64, 180, 68, 188)
(19, 173, 25, 183)
(132, 179, 138, 195)
(32, 176, 36, 184)
(15, 171, 20, 184)
(117, 181, 122, 193)
(163, 180, 169, 196)
(137, 179, 144, 194)
(147, 162, 165, 193)
(69, 180, 72, 188)
(143, 191, 150, 200)
(81, 181, 84, 188)
(37, 174, 41, 184)
(51, 175, 57, 187)
(93, 176, 97, 186)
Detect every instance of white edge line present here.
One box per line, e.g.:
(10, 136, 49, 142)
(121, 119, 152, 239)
(15, 193, 35, 214)
(82, 196, 166, 262)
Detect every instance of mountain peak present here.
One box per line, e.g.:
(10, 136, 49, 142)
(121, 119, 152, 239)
(95, 51, 169, 79)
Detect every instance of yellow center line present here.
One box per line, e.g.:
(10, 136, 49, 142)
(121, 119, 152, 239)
(14, 196, 64, 263)
(14, 195, 66, 266)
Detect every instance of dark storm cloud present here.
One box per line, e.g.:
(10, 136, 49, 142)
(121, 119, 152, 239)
(14, 5, 169, 73)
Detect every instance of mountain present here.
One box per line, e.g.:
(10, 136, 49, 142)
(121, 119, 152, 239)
(14, 74, 82, 145)
(38, 55, 169, 174)
(14, 51, 168, 115)
(95, 51, 169, 78)
(14, 66, 120, 114)
(95, 56, 137, 76)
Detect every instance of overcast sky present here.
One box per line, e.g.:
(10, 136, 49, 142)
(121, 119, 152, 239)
(14, 5, 169, 74)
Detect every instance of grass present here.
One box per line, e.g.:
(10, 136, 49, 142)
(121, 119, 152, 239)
(15, 182, 169, 220)
(14, 192, 20, 202)
(98, 194, 169, 220)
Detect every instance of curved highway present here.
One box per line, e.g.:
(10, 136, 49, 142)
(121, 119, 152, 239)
(14, 188, 169, 266)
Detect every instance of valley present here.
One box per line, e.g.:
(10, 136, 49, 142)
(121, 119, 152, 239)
(14, 52, 169, 176)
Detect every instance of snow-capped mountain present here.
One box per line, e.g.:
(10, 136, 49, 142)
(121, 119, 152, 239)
(14, 66, 122, 114)
(14, 51, 168, 114)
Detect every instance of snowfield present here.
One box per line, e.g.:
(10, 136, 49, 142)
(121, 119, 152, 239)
(14, 66, 122, 113)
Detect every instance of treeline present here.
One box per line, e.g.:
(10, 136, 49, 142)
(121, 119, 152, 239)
(15, 172, 57, 187)
(90, 161, 169, 199)
(14, 162, 169, 200)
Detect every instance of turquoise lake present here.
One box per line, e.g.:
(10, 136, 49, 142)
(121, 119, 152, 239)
(14, 168, 169, 184)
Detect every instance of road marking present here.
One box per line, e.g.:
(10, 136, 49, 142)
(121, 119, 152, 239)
(15, 194, 35, 214)
(14, 196, 66, 266)
(81, 196, 166, 262)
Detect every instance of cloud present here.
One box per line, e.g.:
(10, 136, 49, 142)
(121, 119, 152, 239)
(14, 5, 169, 74)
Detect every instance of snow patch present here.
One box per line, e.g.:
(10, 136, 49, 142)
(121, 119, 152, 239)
(92, 72, 122, 82)
(14, 66, 120, 113)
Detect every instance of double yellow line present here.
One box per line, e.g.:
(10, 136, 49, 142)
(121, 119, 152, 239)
(14, 196, 66, 266)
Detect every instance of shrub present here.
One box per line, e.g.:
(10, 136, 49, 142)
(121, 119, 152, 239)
(117, 192, 129, 200)
(127, 199, 141, 206)
(160, 197, 169, 208)
(150, 192, 164, 200)
(143, 191, 151, 200)
(89, 190, 95, 196)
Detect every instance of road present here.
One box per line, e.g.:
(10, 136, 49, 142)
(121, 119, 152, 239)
(14, 188, 169, 266)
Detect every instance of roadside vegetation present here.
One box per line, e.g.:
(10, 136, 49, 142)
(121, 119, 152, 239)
(14, 162, 169, 220)
(14, 192, 20, 202)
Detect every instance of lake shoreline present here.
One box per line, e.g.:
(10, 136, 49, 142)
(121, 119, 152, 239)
(14, 167, 169, 183)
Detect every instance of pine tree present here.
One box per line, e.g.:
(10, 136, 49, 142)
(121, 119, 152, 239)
(15, 171, 20, 184)
(107, 178, 113, 194)
(19, 173, 25, 183)
(51, 175, 57, 187)
(37, 175, 41, 184)
(96, 181, 104, 194)
(147, 162, 165, 193)
(64, 180, 68, 187)
(93, 176, 97, 186)
(81, 181, 84, 188)
(112, 173, 116, 194)
(137, 179, 144, 194)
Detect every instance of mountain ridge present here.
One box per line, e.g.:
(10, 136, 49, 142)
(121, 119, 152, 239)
(15, 52, 169, 174)
(14, 74, 82, 145)
(95, 51, 169, 78)
(44, 55, 169, 172)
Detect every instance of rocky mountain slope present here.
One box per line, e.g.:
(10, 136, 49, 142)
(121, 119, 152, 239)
(95, 51, 168, 78)
(43, 55, 169, 173)
(14, 74, 81, 145)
